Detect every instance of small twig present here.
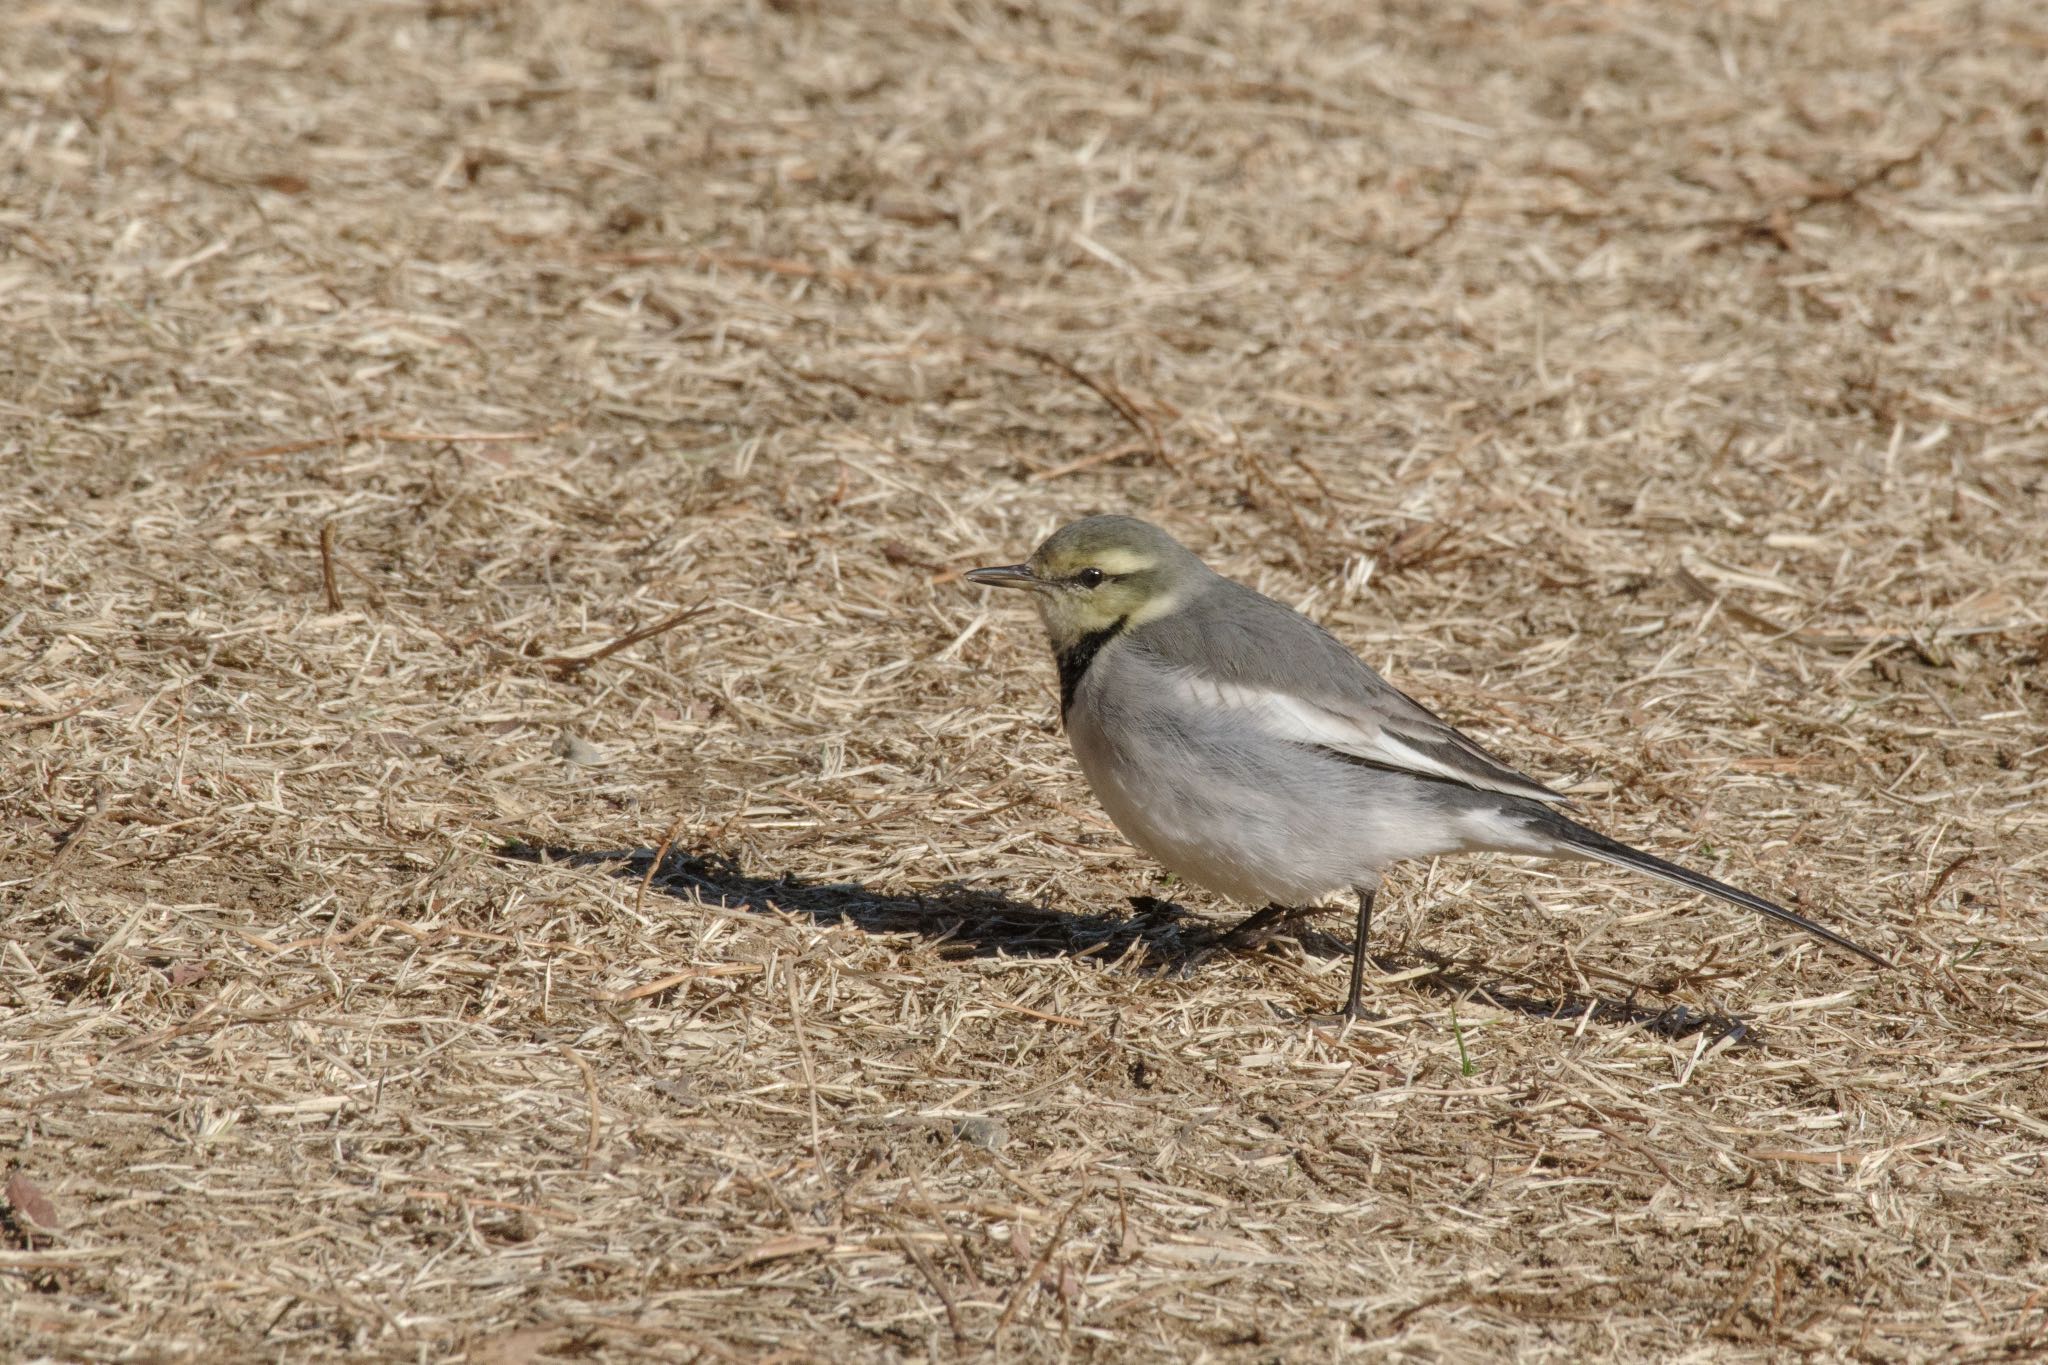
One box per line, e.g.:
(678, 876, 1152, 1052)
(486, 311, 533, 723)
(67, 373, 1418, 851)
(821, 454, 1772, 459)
(392, 1188, 578, 1222)
(0, 1250, 124, 1268)
(240, 914, 600, 958)
(580, 247, 980, 294)
(1710, 1244, 1779, 1338)
(990, 999, 1089, 1028)
(191, 418, 575, 477)
(667, 1234, 834, 1282)
(1708, 121, 1951, 247)
(1399, 176, 1477, 257)
(1285, 452, 1352, 506)
(108, 989, 332, 1058)
(1924, 853, 1978, 909)
(0, 701, 93, 735)
(1587, 1120, 1679, 1185)
(990, 341, 1172, 470)
(1672, 564, 1923, 659)
(1791, 120, 1950, 210)
(592, 963, 764, 1003)
(897, 1232, 965, 1344)
(996, 1187, 1088, 1339)
(788, 970, 830, 1187)
(318, 522, 343, 612)
(542, 601, 712, 678)
(636, 817, 688, 921)
(1230, 444, 1319, 545)
(1748, 1147, 1860, 1167)
(1028, 438, 1148, 483)
(46, 783, 110, 874)
(558, 1045, 602, 1171)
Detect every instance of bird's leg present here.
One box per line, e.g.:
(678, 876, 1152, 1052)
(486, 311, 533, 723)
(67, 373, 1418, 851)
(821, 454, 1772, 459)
(1308, 889, 1380, 1027)
(1340, 888, 1374, 1020)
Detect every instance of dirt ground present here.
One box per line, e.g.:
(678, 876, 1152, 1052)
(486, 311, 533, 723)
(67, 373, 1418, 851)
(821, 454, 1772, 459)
(4, 0, 2047, 1360)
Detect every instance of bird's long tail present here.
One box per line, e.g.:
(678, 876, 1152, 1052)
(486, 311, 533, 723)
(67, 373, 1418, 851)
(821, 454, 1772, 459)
(1532, 813, 1892, 969)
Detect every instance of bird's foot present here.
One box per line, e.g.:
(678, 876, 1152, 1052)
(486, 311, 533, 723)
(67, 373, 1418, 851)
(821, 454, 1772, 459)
(1173, 913, 1310, 979)
(1172, 939, 1294, 979)
(1210, 906, 1317, 954)
(1305, 1003, 1384, 1030)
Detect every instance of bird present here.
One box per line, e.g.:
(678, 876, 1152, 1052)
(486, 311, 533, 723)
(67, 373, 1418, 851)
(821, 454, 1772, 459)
(964, 514, 1890, 1021)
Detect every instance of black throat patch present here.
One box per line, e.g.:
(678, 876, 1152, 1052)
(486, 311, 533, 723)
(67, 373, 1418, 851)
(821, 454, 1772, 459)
(1055, 617, 1128, 721)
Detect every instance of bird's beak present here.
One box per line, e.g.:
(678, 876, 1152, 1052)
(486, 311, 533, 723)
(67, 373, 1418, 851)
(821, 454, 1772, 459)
(963, 563, 1041, 591)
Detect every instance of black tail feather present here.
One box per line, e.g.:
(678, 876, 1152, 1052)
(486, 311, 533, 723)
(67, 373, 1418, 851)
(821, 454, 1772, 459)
(1539, 815, 1893, 969)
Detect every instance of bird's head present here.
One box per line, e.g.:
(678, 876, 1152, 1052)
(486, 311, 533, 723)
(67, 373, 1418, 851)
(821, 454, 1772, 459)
(965, 515, 1206, 651)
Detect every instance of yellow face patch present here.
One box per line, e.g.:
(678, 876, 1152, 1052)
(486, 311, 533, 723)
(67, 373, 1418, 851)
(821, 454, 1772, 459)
(1125, 588, 1180, 626)
(1035, 544, 1157, 580)
(1085, 547, 1156, 577)
(1009, 516, 1201, 651)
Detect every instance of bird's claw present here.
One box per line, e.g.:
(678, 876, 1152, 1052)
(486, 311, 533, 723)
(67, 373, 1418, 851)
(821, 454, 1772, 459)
(1306, 1003, 1384, 1030)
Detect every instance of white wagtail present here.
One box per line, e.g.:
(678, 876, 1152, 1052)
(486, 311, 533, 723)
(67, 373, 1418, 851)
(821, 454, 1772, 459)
(966, 515, 1889, 1020)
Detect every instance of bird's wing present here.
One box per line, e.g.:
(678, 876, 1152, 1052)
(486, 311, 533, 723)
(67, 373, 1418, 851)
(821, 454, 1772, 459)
(1166, 669, 1570, 803)
(1137, 581, 1572, 806)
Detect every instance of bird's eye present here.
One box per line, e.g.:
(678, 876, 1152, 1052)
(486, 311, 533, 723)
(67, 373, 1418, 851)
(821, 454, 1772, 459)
(1076, 567, 1106, 588)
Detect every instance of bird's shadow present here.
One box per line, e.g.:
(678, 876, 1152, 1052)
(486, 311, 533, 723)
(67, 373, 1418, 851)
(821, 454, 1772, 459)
(499, 843, 1753, 1045)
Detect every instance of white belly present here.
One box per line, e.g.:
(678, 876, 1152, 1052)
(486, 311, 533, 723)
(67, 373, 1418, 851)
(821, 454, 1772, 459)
(1061, 650, 1537, 907)
(1067, 694, 1366, 906)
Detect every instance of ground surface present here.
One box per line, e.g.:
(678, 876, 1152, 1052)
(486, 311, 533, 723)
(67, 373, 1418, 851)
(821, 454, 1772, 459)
(4, 1, 2047, 1360)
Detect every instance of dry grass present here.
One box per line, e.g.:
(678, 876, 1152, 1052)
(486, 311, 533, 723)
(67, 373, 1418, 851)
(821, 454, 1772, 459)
(5, 0, 2048, 1359)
